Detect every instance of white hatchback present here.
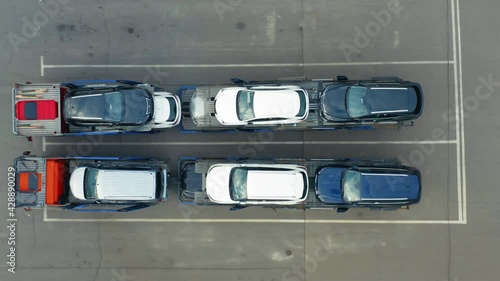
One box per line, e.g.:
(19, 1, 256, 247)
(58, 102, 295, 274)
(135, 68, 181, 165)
(205, 163, 309, 205)
(214, 86, 309, 125)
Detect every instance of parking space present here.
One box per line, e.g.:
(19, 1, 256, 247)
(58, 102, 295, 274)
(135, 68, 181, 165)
(302, 0, 452, 63)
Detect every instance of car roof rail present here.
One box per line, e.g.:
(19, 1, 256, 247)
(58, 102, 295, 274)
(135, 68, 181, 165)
(370, 76, 403, 82)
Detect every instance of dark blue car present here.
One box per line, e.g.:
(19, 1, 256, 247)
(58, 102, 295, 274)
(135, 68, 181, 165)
(319, 79, 424, 123)
(315, 165, 421, 208)
(63, 80, 154, 127)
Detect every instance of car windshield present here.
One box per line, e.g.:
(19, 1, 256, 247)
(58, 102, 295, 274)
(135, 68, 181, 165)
(346, 86, 370, 118)
(229, 168, 248, 201)
(83, 168, 99, 199)
(342, 170, 362, 202)
(103, 92, 123, 122)
(121, 89, 152, 124)
(236, 90, 255, 121)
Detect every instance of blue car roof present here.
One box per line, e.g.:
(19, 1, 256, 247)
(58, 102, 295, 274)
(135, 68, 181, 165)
(359, 171, 421, 201)
(316, 166, 421, 204)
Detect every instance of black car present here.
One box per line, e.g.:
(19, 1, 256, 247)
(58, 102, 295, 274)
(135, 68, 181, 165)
(64, 86, 154, 127)
(319, 79, 423, 123)
(315, 165, 421, 208)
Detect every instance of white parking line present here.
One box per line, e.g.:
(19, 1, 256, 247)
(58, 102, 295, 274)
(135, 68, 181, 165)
(43, 208, 464, 224)
(451, 0, 462, 222)
(40, 56, 454, 76)
(456, 0, 467, 223)
(44, 140, 457, 147)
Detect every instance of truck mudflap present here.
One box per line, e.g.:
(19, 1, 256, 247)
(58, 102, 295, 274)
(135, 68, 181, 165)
(178, 157, 410, 211)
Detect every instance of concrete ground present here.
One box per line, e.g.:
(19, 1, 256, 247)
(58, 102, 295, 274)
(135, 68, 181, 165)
(0, 0, 499, 280)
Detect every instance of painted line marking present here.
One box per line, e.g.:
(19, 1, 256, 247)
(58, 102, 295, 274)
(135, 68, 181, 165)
(451, 0, 462, 222)
(44, 140, 458, 146)
(42, 136, 46, 152)
(456, 0, 467, 223)
(40, 56, 454, 76)
(43, 208, 464, 224)
(40, 56, 44, 77)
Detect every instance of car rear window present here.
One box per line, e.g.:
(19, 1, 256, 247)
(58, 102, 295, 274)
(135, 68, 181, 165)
(296, 91, 307, 117)
(229, 168, 248, 200)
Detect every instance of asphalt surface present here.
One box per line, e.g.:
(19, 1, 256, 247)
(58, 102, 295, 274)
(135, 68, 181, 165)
(0, 0, 499, 281)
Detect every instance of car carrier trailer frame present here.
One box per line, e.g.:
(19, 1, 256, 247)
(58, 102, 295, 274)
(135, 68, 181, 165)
(178, 157, 414, 212)
(12, 80, 180, 137)
(179, 76, 416, 132)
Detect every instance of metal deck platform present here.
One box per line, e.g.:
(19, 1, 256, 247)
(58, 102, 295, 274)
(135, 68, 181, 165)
(178, 158, 403, 208)
(13, 83, 64, 136)
(179, 78, 410, 132)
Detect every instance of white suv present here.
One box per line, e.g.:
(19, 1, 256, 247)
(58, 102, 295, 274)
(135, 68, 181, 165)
(214, 85, 309, 125)
(206, 163, 309, 205)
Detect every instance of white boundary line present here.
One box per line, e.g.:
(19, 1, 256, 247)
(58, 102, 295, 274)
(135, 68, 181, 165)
(39, 57, 454, 76)
(40, 56, 44, 77)
(456, 0, 466, 223)
(43, 207, 465, 224)
(44, 140, 457, 146)
(451, 0, 463, 223)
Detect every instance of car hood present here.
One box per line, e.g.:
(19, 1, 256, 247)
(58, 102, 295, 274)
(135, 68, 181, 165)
(122, 90, 152, 124)
(315, 167, 347, 204)
(320, 86, 350, 119)
(206, 165, 234, 203)
(214, 89, 239, 124)
(153, 96, 172, 123)
(69, 167, 87, 200)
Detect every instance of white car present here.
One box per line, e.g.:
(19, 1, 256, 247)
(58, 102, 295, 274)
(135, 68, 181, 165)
(214, 86, 309, 125)
(152, 92, 181, 128)
(205, 163, 309, 205)
(69, 167, 167, 202)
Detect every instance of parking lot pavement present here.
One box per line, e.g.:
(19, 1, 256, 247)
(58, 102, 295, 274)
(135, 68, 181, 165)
(2, 0, 500, 280)
(302, 0, 452, 63)
(303, 224, 453, 281)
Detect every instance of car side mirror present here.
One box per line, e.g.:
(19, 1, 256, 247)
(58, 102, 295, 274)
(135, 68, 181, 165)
(230, 205, 248, 211)
(336, 207, 349, 213)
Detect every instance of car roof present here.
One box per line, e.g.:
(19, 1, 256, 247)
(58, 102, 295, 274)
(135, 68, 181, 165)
(366, 86, 418, 114)
(252, 90, 301, 118)
(245, 170, 305, 199)
(358, 170, 421, 201)
(96, 169, 157, 200)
